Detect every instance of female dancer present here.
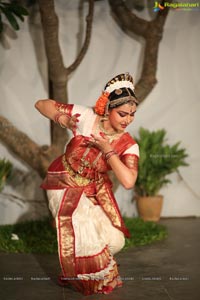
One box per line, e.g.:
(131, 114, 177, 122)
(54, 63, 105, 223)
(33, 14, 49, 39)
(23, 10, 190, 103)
(35, 73, 139, 295)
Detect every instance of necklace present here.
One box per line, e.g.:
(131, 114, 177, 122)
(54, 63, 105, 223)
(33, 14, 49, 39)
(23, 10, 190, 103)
(95, 118, 122, 143)
(98, 120, 117, 136)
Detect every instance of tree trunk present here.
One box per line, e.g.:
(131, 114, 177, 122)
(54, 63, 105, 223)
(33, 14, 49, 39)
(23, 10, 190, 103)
(0, 0, 94, 177)
(38, 0, 69, 152)
(38, 0, 94, 152)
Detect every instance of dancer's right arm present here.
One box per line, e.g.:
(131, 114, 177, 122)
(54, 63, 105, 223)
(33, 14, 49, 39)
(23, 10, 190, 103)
(35, 99, 80, 131)
(35, 99, 58, 120)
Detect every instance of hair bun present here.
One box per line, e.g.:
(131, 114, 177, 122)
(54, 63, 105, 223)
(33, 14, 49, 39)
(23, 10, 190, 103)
(104, 72, 135, 94)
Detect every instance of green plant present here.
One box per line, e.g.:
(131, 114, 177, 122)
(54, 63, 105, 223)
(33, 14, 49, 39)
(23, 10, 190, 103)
(0, 1, 28, 33)
(0, 217, 58, 254)
(0, 217, 168, 253)
(124, 217, 168, 250)
(0, 158, 13, 192)
(135, 127, 189, 197)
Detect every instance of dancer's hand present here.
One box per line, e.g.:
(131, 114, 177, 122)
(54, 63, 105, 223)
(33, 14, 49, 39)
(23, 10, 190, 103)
(90, 132, 113, 153)
(59, 113, 80, 136)
(68, 113, 81, 136)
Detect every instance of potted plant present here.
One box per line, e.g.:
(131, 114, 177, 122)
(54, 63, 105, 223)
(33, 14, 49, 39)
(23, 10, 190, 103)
(134, 127, 188, 222)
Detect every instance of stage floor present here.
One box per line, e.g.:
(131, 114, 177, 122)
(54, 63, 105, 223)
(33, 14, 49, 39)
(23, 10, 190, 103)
(0, 217, 199, 300)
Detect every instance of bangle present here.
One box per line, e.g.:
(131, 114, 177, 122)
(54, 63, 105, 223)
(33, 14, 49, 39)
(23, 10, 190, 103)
(54, 112, 70, 128)
(104, 150, 117, 161)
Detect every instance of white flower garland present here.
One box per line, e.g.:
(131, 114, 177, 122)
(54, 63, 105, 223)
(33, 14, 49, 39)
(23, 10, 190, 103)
(104, 81, 135, 93)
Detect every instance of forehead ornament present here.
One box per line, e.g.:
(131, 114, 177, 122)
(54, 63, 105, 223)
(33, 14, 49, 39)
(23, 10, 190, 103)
(115, 89, 123, 95)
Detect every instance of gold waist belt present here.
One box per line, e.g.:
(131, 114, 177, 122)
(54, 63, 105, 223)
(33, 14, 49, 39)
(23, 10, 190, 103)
(62, 155, 93, 187)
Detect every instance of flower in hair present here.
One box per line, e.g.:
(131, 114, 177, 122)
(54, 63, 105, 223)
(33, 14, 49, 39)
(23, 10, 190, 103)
(94, 92, 110, 116)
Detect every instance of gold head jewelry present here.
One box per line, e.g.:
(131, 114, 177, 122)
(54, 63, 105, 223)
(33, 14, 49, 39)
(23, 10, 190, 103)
(104, 72, 135, 94)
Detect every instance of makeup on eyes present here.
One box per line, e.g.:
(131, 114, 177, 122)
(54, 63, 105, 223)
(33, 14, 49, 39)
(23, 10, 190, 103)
(118, 110, 136, 117)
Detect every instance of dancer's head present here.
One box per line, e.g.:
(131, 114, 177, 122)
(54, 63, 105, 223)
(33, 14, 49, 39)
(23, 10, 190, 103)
(94, 73, 138, 132)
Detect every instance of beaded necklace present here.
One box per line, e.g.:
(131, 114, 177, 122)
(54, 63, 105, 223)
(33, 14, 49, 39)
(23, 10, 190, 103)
(95, 118, 122, 143)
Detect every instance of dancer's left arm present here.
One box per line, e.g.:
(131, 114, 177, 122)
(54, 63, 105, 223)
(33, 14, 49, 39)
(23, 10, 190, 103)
(90, 133, 138, 190)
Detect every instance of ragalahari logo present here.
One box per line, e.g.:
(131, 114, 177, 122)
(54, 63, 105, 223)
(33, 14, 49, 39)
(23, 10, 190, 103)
(153, 1, 200, 12)
(153, 1, 164, 11)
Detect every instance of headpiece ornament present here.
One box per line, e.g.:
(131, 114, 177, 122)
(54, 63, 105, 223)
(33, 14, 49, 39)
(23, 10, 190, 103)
(94, 72, 138, 116)
(104, 72, 135, 93)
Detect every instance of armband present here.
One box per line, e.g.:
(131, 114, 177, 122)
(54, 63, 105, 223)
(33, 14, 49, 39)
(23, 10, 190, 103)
(121, 154, 139, 171)
(55, 102, 73, 116)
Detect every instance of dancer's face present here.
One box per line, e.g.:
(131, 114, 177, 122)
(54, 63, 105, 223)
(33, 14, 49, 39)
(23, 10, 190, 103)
(108, 103, 137, 132)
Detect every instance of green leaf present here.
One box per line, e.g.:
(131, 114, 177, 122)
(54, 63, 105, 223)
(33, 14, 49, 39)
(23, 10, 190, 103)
(0, 6, 19, 31)
(8, 3, 29, 21)
(134, 127, 189, 196)
(9, 4, 29, 16)
(10, 9, 24, 22)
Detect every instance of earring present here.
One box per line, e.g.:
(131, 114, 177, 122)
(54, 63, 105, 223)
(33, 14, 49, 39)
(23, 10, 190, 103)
(101, 114, 109, 122)
(101, 102, 109, 121)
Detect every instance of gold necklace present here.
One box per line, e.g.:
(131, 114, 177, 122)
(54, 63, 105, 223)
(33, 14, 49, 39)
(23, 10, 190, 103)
(95, 119, 121, 143)
(98, 119, 119, 136)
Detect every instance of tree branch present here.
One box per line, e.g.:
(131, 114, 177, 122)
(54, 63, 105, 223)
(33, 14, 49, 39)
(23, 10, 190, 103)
(109, 0, 172, 103)
(0, 116, 58, 177)
(108, 0, 148, 36)
(66, 0, 94, 74)
(38, 0, 67, 87)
